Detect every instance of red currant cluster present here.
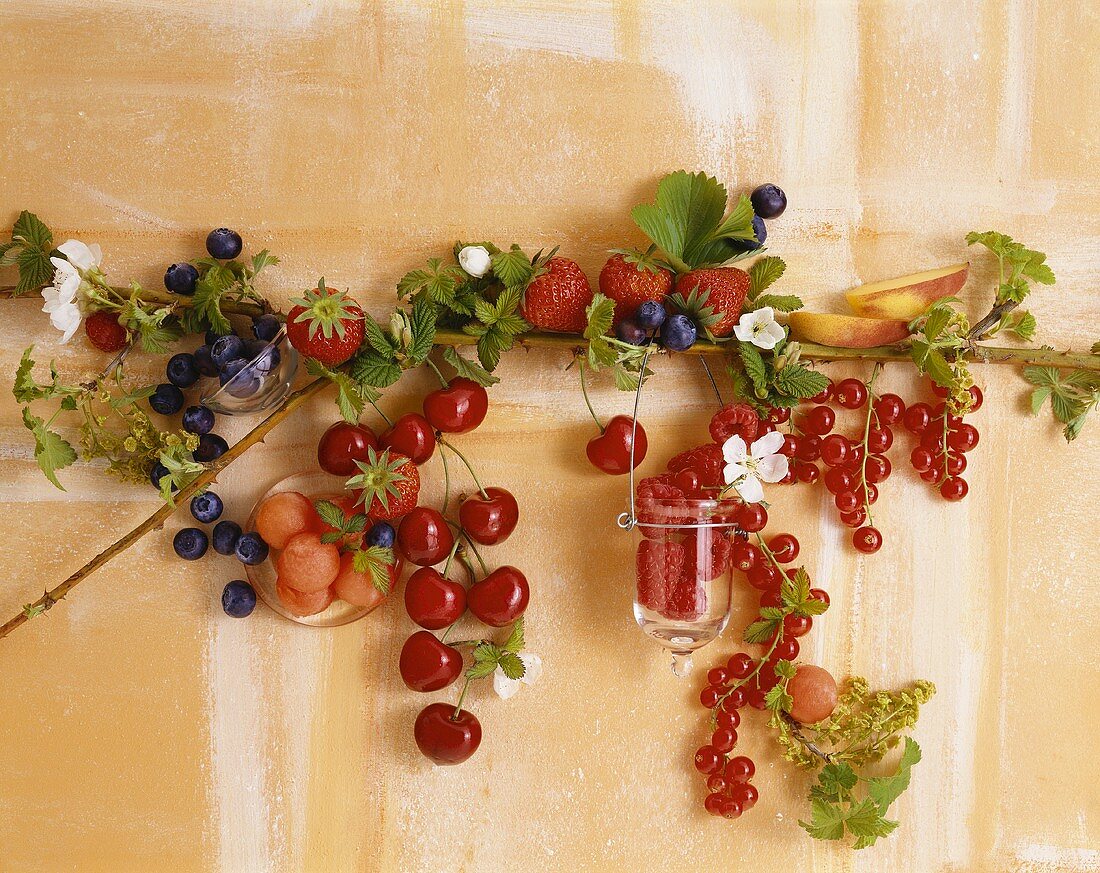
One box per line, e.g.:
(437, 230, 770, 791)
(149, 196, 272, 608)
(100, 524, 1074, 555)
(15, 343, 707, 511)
(695, 532, 831, 820)
(903, 384, 982, 501)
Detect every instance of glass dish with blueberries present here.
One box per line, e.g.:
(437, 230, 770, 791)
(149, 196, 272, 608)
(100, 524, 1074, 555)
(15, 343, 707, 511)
(195, 315, 298, 414)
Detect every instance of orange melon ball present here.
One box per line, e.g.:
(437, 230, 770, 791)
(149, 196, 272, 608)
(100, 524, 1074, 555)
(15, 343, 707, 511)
(276, 580, 335, 617)
(332, 552, 402, 609)
(787, 664, 839, 724)
(276, 532, 341, 593)
(255, 491, 321, 550)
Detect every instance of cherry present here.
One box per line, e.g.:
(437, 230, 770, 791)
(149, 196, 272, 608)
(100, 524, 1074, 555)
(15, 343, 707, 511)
(864, 454, 891, 483)
(767, 533, 799, 563)
(399, 631, 462, 691)
(873, 393, 905, 425)
(459, 487, 519, 545)
(316, 421, 378, 476)
(903, 402, 933, 434)
(379, 413, 436, 464)
(404, 567, 466, 630)
(853, 526, 883, 554)
(802, 405, 835, 436)
(819, 434, 851, 467)
(931, 382, 950, 398)
(694, 745, 722, 775)
(780, 434, 799, 456)
(920, 427, 944, 451)
(673, 468, 704, 497)
(847, 443, 865, 466)
(910, 446, 934, 472)
(725, 755, 755, 782)
(948, 422, 980, 452)
(468, 566, 529, 626)
(397, 507, 455, 566)
(835, 378, 868, 409)
(711, 727, 738, 753)
(737, 503, 768, 533)
(940, 476, 968, 501)
(726, 653, 754, 679)
(586, 415, 647, 475)
(866, 427, 893, 453)
(423, 377, 488, 434)
(413, 702, 482, 765)
(860, 482, 879, 505)
(824, 467, 853, 494)
(766, 406, 791, 424)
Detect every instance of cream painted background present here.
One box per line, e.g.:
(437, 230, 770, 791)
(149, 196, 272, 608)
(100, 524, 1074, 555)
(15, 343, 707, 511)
(1, 1, 1098, 871)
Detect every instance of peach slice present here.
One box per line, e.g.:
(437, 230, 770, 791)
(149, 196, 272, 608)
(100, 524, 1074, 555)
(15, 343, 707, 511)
(844, 263, 968, 320)
(787, 312, 911, 348)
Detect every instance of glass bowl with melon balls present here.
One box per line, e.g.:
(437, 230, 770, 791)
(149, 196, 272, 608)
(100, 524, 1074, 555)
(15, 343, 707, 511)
(245, 471, 403, 627)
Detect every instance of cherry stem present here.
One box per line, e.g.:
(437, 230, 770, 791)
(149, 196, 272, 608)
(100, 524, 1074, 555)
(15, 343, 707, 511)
(439, 443, 452, 514)
(438, 438, 490, 500)
(698, 355, 724, 407)
(442, 534, 462, 577)
(577, 361, 604, 433)
(425, 356, 449, 389)
(369, 400, 394, 427)
(451, 677, 472, 720)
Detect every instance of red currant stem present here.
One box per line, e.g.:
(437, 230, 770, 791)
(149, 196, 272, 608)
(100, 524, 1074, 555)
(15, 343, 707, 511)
(577, 361, 605, 433)
(442, 533, 462, 577)
(438, 443, 452, 514)
(451, 677, 472, 720)
(368, 399, 394, 427)
(437, 438, 490, 500)
(939, 410, 951, 486)
(424, 356, 449, 389)
(698, 355, 724, 407)
(858, 363, 882, 527)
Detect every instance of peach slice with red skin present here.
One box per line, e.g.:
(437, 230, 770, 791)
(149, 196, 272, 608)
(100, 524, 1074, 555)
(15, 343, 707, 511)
(787, 312, 911, 348)
(844, 262, 968, 320)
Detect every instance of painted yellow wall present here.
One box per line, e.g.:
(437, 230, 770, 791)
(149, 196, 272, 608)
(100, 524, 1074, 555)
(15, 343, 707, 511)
(1, 2, 1098, 871)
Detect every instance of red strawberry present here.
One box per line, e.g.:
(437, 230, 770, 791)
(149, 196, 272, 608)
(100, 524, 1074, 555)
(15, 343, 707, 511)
(598, 250, 673, 324)
(710, 403, 760, 445)
(520, 257, 593, 333)
(667, 443, 725, 488)
(286, 279, 364, 366)
(674, 268, 750, 337)
(636, 539, 686, 613)
(84, 311, 128, 352)
(346, 447, 420, 521)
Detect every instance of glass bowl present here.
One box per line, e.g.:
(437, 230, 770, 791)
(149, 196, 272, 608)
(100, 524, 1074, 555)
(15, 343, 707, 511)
(200, 328, 298, 415)
(244, 470, 392, 627)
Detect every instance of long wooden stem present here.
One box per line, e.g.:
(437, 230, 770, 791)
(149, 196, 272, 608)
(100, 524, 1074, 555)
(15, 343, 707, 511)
(0, 286, 267, 318)
(0, 375, 330, 639)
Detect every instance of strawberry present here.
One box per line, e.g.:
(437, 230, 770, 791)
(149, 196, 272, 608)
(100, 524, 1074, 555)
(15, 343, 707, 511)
(346, 447, 420, 521)
(520, 257, 593, 333)
(598, 250, 673, 324)
(84, 311, 128, 352)
(286, 279, 364, 366)
(673, 268, 750, 337)
(710, 403, 760, 445)
(667, 443, 725, 488)
(636, 539, 686, 613)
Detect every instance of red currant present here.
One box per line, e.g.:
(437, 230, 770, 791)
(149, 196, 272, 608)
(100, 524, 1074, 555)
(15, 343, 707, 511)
(731, 541, 759, 573)
(703, 792, 725, 816)
(779, 469, 797, 486)
(780, 434, 799, 457)
(948, 422, 980, 452)
(708, 667, 730, 687)
(835, 490, 859, 513)
(746, 687, 767, 710)
(707, 773, 729, 793)
(694, 745, 722, 774)
(731, 782, 759, 809)
(867, 427, 893, 453)
(722, 688, 747, 710)
(839, 507, 866, 528)
(920, 466, 941, 484)
(747, 563, 780, 591)
(910, 446, 934, 472)
(946, 452, 967, 475)
(968, 385, 984, 411)
(784, 614, 812, 637)
(757, 420, 777, 435)
(920, 427, 944, 451)
(738, 503, 768, 533)
(720, 797, 744, 819)
(767, 406, 791, 424)
(725, 755, 755, 782)
(802, 405, 835, 436)
(711, 727, 738, 753)
(759, 590, 783, 609)
(861, 482, 879, 505)
(716, 708, 741, 730)
(796, 462, 820, 484)
(835, 378, 868, 409)
(824, 467, 853, 494)
(847, 442, 865, 466)
(819, 434, 851, 467)
(700, 686, 722, 708)
(809, 588, 830, 607)
(853, 526, 883, 553)
(773, 638, 799, 660)
(940, 476, 968, 501)
(809, 380, 834, 404)
(726, 653, 755, 679)
(767, 533, 799, 563)
(873, 393, 905, 425)
(864, 454, 891, 483)
(931, 382, 949, 398)
(903, 402, 933, 434)
(795, 435, 822, 462)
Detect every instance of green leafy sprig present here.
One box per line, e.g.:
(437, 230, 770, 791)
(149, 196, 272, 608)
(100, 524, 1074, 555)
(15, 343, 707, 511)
(1, 211, 55, 294)
(1023, 362, 1100, 441)
(580, 293, 653, 391)
(465, 618, 527, 680)
(728, 335, 829, 412)
(180, 251, 276, 336)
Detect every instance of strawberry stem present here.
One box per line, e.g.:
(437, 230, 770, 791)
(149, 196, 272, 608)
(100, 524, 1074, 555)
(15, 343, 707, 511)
(577, 362, 604, 432)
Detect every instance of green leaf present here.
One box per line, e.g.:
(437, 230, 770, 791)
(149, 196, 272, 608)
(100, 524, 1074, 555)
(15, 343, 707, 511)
(502, 618, 525, 654)
(743, 618, 780, 644)
(406, 298, 437, 364)
(738, 343, 768, 393)
(1029, 386, 1052, 415)
(866, 738, 922, 814)
(21, 407, 76, 490)
(774, 365, 829, 399)
(631, 171, 732, 271)
(13, 347, 39, 403)
(920, 348, 955, 388)
(773, 658, 797, 680)
(363, 316, 397, 357)
(845, 799, 899, 847)
(12, 210, 53, 251)
(305, 358, 377, 423)
(1021, 366, 1058, 387)
(813, 763, 859, 801)
(319, 532, 342, 544)
(350, 350, 402, 390)
(922, 306, 952, 342)
(16, 247, 53, 294)
(800, 798, 848, 841)
(750, 293, 802, 313)
(497, 652, 526, 681)
(250, 250, 279, 275)
(584, 293, 615, 341)
(440, 346, 499, 386)
(1009, 311, 1036, 341)
(748, 256, 786, 298)
(314, 499, 347, 530)
(350, 546, 394, 593)
(491, 246, 535, 289)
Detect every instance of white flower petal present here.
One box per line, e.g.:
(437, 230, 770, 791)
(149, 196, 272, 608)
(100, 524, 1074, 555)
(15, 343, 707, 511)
(755, 453, 789, 482)
(764, 321, 786, 341)
(57, 240, 96, 271)
(755, 306, 776, 322)
(735, 475, 764, 504)
(458, 245, 492, 278)
(50, 255, 78, 278)
(518, 653, 542, 686)
(723, 461, 749, 485)
(493, 669, 522, 699)
(751, 430, 785, 458)
(87, 243, 103, 266)
(752, 331, 780, 350)
(733, 320, 755, 342)
(722, 434, 748, 463)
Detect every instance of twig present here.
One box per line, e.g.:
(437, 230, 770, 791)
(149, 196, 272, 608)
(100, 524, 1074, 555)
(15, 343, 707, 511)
(0, 286, 267, 318)
(0, 375, 331, 639)
(781, 713, 835, 765)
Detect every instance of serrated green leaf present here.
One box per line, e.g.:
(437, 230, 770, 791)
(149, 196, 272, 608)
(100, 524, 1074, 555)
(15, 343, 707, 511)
(748, 256, 786, 298)
(441, 346, 500, 386)
(0, 240, 21, 268)
(250, 249, 279, 275)
(1021, 366, 1058, 387)
(1010, 310, 1036, 341)
(21, 407, 76, 490)
(866, 737, 921, 814)
(12, 210, 53, 251)
(491, 246, 535, 288)
(773, 658, 797, 679)
(319, 531, 342, 544)
(774, 365, 829, 399)
(921, 349, 956, 388)
(406, 298, 437, 364)
(800, 798, 848, 841)
(750, 293, 802, 313)
(584, 293, 615, 341)
(503, 617, 525, 654)
(16, 247, 53, 294)
(743, 618, 780, 644)
(759, 607, 786, 621)
(922, 306, 951, 342)
(738, 343, 768, 393)
(1029, 386, 1052, 415)
(363, 316, 397, 357)
(314, 499, 346, 530)
(497, 652, 526, 680)
(764, 683, 793, 712)
(466, 659, 498, 680)
(349, 350, 402, 390)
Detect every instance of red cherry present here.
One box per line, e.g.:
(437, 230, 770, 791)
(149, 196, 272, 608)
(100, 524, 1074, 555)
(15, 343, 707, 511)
(700, 686, 722, 708)
(316, 421, 378, 476)
(767, 533, 799, 563)
(873, 393, 905, 425)
(780, 434, 799, 457)
(397, 507, 455, 566)
(672, 468, 704, 496)
(737, 503, 768, 533)
(703, 792, 725, 816)
(404, 567, 467, 630)
(707, 666, 730, 686)
(719, 797, 744, 819)
(711, 727, 738, 753)
(413, 702, 482, 765)
(586, 415, 647, 475)
(722, 688, 747, 710)
(423, 377, 489, 434)
(931, 382, 950, 398)
(467, 566, 529, 626)
(940, 476, 968, 501)
(716, 707, 741, 730)
(399, 631, 462, 691)
(767, 406, 791, 424)
(379, 413, 436, 464)
(759, 589, 783, 608)
(853, 526, 883, 553)
(458, 487, 519, 545)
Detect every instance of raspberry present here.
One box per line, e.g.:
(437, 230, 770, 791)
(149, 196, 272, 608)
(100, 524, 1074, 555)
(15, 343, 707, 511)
(663, 575, 706, 622)
(668, 443, 725, 488)
(84, 311, 128, 353)
(684, 533, 732, 582)
(709, 403, 760, 445)
(636, 539, 686, 613)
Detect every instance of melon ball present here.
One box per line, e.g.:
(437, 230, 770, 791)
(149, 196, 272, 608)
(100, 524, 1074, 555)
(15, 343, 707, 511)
(276, 580, 335, 617)
(275, 532, 340, 593)
(255, 491, 320, 550)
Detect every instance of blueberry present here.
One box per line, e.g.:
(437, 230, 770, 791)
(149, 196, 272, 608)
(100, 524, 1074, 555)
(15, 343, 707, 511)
(211, 335, 245, 370)
(635, 300, 667, 331)
(193, 433, 229, 463)
(219, 358, 248, 386)
(205, 328, 232, 347)
(235, 531, 269, 565)
(750, 183, 787, 220)
(149, 383, 185, 415)
(366, 521, 396, 549)
(615, 318, 648, 346)
(206, 228, 243, 260)
(659, 314, 698, 352)
(182, 405, 215, 436)
(173, 527, 209, 561)
(227, 370, 263, 399)
(730, 215, 767, 252)
(222, 580, 257, 618)
(166, 352, 200, 388)
(252, 314, 281, 342)
(190, 491, 223, 524)
(212, 520, 242, 555)
(164, 262, 199, 295)
(150, 462, 173, 490)
(193, 345, 219, 377)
